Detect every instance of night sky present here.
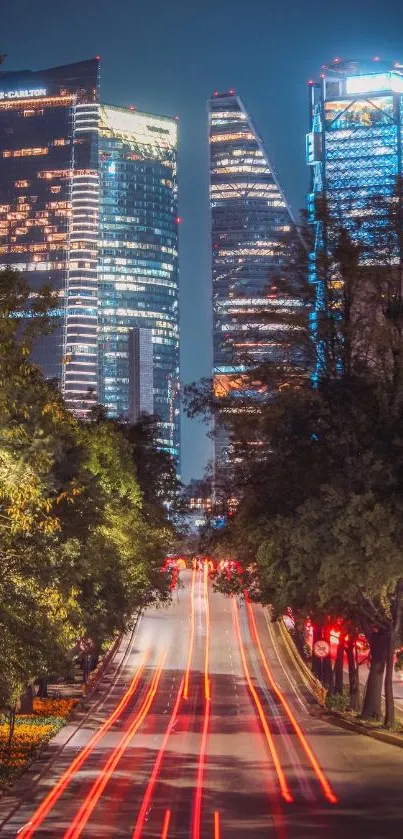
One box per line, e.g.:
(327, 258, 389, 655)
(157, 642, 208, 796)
(3, 0, 403, 481)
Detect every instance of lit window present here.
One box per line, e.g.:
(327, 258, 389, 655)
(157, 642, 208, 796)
(15, 180, 29, 188)
(3, 147, 48, 158)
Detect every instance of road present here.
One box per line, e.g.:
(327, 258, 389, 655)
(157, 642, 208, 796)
(1, 568, 403, 837)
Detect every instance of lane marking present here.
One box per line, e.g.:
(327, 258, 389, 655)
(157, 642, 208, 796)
(248, 602, 338, 805)
(183, 568, 197, 699)
(63, 653, 166, 839)
(161, 809, 171, 838)
(232, 598, 293, 803)
(17, 649, 149, 838)
(131, 680, 183, 838)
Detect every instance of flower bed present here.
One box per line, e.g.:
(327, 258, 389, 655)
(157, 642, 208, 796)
(0, 699, 79, 790)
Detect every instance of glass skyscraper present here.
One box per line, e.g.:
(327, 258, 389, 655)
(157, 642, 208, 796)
(307, 58, 403, 372)
(98, 105, 180, 463)
(209, 91, 297, 463)
(0, 59, 99, 416)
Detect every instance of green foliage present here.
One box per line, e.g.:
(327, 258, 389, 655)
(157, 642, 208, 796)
(0, 268, 174, 724)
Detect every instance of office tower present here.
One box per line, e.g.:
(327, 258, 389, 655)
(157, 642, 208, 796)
(0, 59, 99, 415)
(98, 105, 180, 463)
(307, 58, 403, 371)
(209, 90, 297, 465)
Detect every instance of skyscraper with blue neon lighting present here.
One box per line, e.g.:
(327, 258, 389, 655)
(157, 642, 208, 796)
(307, 58, 403, 374)
(98, 105, 180, 466)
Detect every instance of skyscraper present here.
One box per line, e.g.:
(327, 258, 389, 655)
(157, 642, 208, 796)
(209, 91, 297, 464)
(307, 58, 403, 370)
(0, 59, 100, 416)
(0, 60, 180, 466)
(98, 105, 180, 463)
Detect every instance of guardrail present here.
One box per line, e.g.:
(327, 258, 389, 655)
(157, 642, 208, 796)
(278, 617, 327, 707)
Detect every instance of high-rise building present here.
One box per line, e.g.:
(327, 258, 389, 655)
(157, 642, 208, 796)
(98, 105, 180, 463)
(307, 58, 403, 371)
(0, 59, 99, 416)
(209, 91, 298, 464)
(0, 60, 181, 465)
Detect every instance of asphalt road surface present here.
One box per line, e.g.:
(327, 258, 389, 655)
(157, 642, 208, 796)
(1, 569, 403, 838)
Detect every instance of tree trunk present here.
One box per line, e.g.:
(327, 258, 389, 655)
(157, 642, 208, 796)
(19, 683, 34, 714)
(361, 629, 388, 721)
(384, 628, 395, 728)
(346, 635, 359, 711)
(334, 630, 345, 696)
(384, 583, 403, 728)
(37, 677, 48, 698)
(6, 705, 17, 753)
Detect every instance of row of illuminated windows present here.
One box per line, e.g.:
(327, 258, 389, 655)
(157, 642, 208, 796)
(210, 132, 254, 143)
(3, 147, 49, 157)
(211, 195, 285, 205)
(99, 239, 177, 256)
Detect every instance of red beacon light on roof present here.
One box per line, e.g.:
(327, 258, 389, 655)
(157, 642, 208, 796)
(373, 56, 381, 62)
(228, 88, 235, 94)
(95, 55, 100, 60)
(333, 57, 341, 63)
(176, 216, 183, 225)
(213, 91, 219, 97)
(129, 105, 136, 111)
(308, 79, 314, 85)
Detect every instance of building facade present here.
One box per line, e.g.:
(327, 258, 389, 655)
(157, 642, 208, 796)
(0, 59, 100, 415)
(209, 91, 297, 464)
(98, 105, 180, 463)
(307, 58, 403, 374)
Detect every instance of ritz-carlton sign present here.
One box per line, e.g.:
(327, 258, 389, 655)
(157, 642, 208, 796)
(0, 88, 47, 100)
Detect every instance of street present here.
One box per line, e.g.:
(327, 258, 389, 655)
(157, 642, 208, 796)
(1, 568, 403, 837)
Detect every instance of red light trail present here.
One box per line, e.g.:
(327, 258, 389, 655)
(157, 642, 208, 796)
(191, 695, 211, 839)
(246, 601, 338, 805)
(232, 598, 293, 803)
(183, 567, 197, 699)
(131, 679, 184, 838)
(214, 810, 221, 839)
(203, 562, 211, 701)
(18, 649, 149, 838)
(160, 809, 171, 838)
(63, 652, 166, 839)
(192, 563, 211, 839)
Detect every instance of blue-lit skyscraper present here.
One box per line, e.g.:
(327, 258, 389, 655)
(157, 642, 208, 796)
(98, 105, 180, 464)
(307, 58, 403, 371)
(209, 91, 297, 464)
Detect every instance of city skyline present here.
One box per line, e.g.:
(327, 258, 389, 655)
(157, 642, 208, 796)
(2, 0, 403, 480)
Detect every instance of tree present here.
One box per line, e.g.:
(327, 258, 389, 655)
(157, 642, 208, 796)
(186, 184, 403, 725)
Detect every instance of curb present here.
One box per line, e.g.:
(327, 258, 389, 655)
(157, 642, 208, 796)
(315, 708, 403, 749)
